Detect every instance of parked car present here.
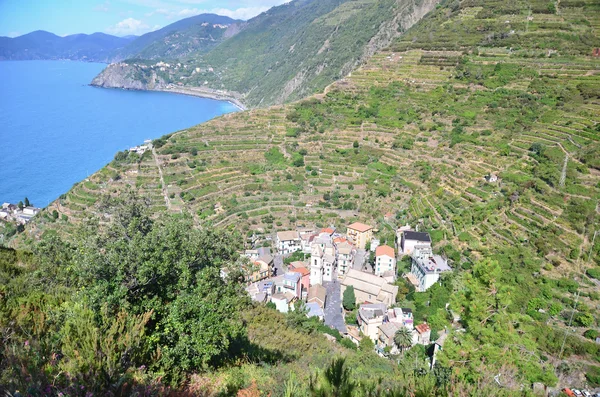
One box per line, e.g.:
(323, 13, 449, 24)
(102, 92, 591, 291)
(582, 391, 592, 397)
(572, 390, 583, 397)
(563, 388, 575, 397)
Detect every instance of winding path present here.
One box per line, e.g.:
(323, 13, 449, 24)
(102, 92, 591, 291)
(152, 147, 171, 210)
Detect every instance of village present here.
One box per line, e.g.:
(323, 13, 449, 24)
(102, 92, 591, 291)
(0, 201, 41, 225)
(229, 220, 454, 362)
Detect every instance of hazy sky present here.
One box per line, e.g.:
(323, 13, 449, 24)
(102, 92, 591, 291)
(0, 0, 289, 37)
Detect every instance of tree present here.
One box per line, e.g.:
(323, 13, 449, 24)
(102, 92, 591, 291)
(394, 327, 413, 353)
(353, 141, 359, 148)
(52, 210, 59, 220)
(342, 286, 356, 311)
(24, 197, 30, 207)
(310, 358, 356, 397)
(17, 201, 23, 210)
(359, 336, 374, 352)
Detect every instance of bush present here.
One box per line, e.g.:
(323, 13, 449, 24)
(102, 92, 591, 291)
(340, 338, 357, 350)
(583, 329, 599, 340)
(587, 267, 600, 280)
(343, 286, 356, 311)
(586, 366, 600, 387)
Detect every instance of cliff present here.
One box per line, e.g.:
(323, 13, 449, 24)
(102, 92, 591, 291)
(90, 63, 167, 90)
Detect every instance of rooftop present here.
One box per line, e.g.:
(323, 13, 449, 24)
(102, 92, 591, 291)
(277, 230, 300, 241)
(403, 231, 431, 243)
(341, 269, 399, 299)
(415, 323, 431, 334)
(347, 222, 373, 233)
(376, 244, 395, 258)
(284, 272, 302, 282)
(413, 247, 451, 274)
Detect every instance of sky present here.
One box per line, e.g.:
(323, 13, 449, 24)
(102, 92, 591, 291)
(0, 0, 289, 37)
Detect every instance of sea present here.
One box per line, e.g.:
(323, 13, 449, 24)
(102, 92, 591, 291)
(0, 60, 238, 207)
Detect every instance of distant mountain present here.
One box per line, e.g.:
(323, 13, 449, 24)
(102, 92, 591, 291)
(114, 14, 243, 60)
(0, 31, 135, 62)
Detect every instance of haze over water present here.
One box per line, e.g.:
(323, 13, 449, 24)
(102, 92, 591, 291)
(0, 60, 237, 207)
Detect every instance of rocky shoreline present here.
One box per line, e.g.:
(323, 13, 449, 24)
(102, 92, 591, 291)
(154, 86, 247, 111)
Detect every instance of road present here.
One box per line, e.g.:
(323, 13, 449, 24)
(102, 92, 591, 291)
(272, 254, 285, 277)
(323, 278, 347, 334)
(353, 249, 369, 271)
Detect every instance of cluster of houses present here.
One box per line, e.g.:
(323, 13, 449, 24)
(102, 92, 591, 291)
(0, 202, 41, 224)
(238, 220, 452, 355)
(128, 140, 152, 156)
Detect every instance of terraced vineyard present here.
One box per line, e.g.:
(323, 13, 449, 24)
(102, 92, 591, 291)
(25, 0, 600, 385)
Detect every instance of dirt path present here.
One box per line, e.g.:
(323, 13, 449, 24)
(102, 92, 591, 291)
(152, 147, 171, 210)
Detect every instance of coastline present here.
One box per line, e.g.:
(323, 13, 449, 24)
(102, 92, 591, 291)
(89, 83, 247, 111)
(154, 85, 247, 111)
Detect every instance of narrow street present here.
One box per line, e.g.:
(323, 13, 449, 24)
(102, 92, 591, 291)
(323, 277, 347, 334)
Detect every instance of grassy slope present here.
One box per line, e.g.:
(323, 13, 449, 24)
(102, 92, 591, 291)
(27, 0, 600, 389)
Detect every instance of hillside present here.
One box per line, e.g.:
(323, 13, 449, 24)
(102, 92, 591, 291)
(0, 31, 135, 62)
(113, 14, 242, 61)
(15, 0, 600, 392)
(90, 0, 440, 107)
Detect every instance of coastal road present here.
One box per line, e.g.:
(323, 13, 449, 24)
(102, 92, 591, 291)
(323, 278, 347, 334)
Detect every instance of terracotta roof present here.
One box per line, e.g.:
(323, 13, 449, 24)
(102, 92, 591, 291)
(289, 261, 308, 269)
(347, 222, 373, 233)
(308, 284, 327, 307)
(277, 230, 300, 241)
(291, 267, 310, 277)
(321, 227, 335, 234)
(415, 323, 431, 334)
(376, 245, 395, 258)
(334, 237, 349, 244)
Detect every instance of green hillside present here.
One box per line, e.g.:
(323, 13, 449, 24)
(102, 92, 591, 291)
(114, 14, 242, 61)
(92, 0, 439, 107)
(4, 0, 600, 393)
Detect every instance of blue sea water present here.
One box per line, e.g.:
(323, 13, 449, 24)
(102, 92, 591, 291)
(0, 60, 237, 207)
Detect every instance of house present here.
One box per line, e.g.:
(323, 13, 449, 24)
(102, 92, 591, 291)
(299, 227, 316, 253)
(357, 303, 388, 341)
(271, 292, 297, 313)
(321, 227, 335, 236)
(347, 222, 374, 250)
(307, 284, 327, 309)
(245, 257, 272, 283)
(291, 266, 310, 297)
(375, 245, 396, 278)
(281, 272, 302, 299)
(244, 247, 272, 261)
(310, 235, 336, 284)
(336, 241, 355, 280)
(413, 323, 431, 345)
(377, 322, 401, 354)
(305, 302, 324, 320)
(276, 231, 301, 254)
(409, 246, 451, 292)
(23, 206, 40, 216)
(341, 269, 398, 306)
(245, 280, 274, 303)
(400, 231, 432, 255)
(370, 238, 380, 252)
(485, 174, 498, 183)
(387, 307, 414, 330)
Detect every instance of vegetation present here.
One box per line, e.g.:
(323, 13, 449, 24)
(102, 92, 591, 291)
(13, 0, 600, 392)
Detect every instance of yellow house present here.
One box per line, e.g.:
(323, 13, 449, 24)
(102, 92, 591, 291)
(346, 222, 374, 249)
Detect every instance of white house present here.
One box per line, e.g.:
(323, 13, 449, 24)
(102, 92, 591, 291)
(23, 206, 41, 216)
(276, 231, 301, 254)
(400, 231, 432, 255)
(375, 245, 396, 277)
(336, 241, 354, 280)
(408, 246, 451, 292)
(271, 292, 296, 313)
